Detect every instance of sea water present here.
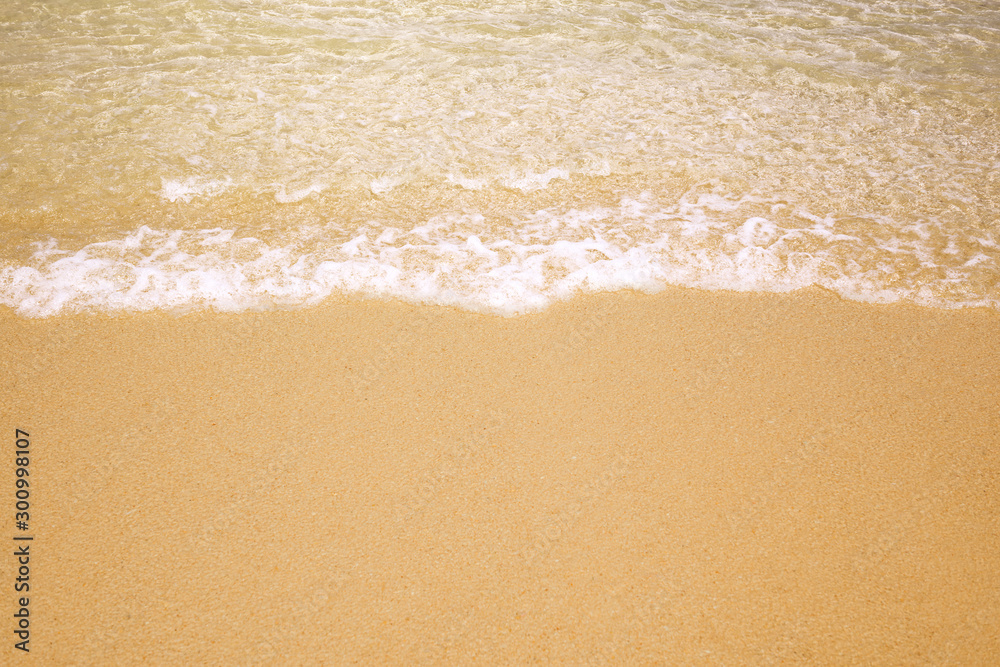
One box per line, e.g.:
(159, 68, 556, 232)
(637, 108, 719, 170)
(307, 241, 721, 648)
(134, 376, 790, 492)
(1, 0, 998, 316)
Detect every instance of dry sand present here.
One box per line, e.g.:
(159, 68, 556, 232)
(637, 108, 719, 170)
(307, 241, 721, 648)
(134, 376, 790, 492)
(1, 286, 998, 664)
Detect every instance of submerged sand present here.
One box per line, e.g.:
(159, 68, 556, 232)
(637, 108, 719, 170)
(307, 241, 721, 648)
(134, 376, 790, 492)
(1, 286, 998, 664)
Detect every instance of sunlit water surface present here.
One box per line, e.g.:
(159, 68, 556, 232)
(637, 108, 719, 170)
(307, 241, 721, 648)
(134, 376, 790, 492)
(1, 0, 998, 315)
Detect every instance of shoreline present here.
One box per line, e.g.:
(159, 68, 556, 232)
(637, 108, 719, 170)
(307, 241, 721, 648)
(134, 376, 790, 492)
(2, 285, 998, 663)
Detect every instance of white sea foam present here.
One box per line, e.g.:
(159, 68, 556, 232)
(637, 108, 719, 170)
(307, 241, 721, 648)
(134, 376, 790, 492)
(445, 174, 486, 190)
(2, 196, 997, 317)
(274, 182, 327, 203)
(370, 175, 405, 195)
(502, 168, 570, 192)
(160, 177, 234, 203)
(2, 0, 998, 317)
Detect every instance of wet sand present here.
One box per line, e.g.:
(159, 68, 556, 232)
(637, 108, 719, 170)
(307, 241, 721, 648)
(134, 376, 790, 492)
(1, 286, 998, 664)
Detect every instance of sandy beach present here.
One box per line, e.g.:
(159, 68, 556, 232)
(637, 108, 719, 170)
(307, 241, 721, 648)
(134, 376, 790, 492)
(1, 286, 998, 663)
(3, 0, 1000, 662)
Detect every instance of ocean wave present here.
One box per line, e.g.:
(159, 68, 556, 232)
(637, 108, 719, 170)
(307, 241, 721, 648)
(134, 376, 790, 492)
(3, 195, 997, 317)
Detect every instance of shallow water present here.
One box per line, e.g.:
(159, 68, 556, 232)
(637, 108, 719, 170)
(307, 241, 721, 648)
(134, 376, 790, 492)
(2, 0, 998, 315)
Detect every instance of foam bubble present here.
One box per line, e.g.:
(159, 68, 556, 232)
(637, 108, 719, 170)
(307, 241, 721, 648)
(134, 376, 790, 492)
(370, 175, 405, 195)
(3, 195, 997, 317)
(160, 177, 233, 203)
(274, 182, 326, 203)
(445, 174, 486, 190)
(502, 168, 570, 192)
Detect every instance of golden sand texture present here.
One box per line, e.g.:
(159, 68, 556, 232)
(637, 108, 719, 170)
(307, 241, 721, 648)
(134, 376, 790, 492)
(1, 286, 998, 664)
